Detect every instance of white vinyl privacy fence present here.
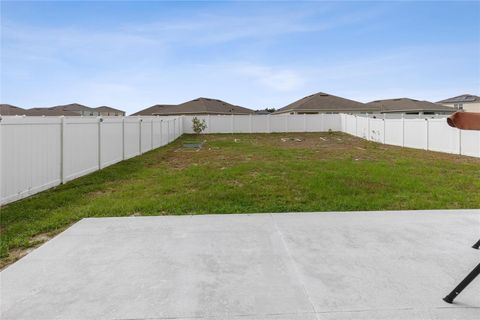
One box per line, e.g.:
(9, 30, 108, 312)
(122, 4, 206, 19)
(341, 114, 480, 158)
(182, 114, 342, 134)
(0, 116, 182, 205)
(1, 113, 478, 205)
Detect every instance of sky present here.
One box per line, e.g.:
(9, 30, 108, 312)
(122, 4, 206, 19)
(1, 1, 479, 114)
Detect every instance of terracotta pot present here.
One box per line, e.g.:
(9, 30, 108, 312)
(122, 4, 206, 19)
(447, 112, 480, 130)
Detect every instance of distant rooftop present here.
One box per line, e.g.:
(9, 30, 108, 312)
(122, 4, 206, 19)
(132, 98, 254, 116)
(274, 92, 379, 114)
(51, 103, 92, 111)
(437, 94, 480, 104)
(367, 98, 455, 113)
(94, 106, 125, 113)
(0, 104, 26, 115)
(24, 108, 79, 116)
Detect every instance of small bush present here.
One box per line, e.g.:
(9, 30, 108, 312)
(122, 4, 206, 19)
(192, 117, 207, 134)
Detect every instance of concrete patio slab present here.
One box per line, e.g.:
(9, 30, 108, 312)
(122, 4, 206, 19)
(1, 210, 479, 319)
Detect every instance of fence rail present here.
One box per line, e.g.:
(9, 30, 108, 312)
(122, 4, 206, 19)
(1, 113, 478, 205)
(0, 116, 182, 205)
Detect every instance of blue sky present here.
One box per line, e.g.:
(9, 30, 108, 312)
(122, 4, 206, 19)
(1, 1, 479, 113)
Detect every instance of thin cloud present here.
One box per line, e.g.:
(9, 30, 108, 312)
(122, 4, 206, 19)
(234, 64, 305, 92)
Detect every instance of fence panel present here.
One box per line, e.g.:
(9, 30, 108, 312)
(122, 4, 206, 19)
(284, 115, 303, 132)
(368, 118, 384, 143)
(252, 115, 269, 133)
(323, 114, 342, 131)
(210, 115, 231, 133)
(159, 120, 167, 145)
(343, 114, 357, 135)
(124, 118, 141, 159)
(181, 116, 194, 134)
(404, 119, 427, 150)
(152, 118, 162, 148)
(461, 130, 480, 157)
(63, 117, 99, 182)
(305, 114, 324, 132)
(232, 115, 251, 133)
(140, 119, 152, 153)
(100, 118, 123, 168)
(384, 119, 403, 146)
(269, 115, 287, 132)
(356, 116, 368, 139)
(0, 117, 62, 204)
(428, 119, 460, 154)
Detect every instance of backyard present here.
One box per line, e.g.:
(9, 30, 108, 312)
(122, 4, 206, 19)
(1, 132, 480, 268)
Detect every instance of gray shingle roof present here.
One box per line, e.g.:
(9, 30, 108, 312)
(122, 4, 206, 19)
(132, 98, 254, 116)
(131, 105, 177, 116)
(273, 92, 379, 114)
(24, 108, 79, 116)
(367, 98, 456, 113)
(51, 103, 92, 111)
(437, 94, 480, 104)
(94, 106, 125, 114)
(0, 104, 26, 115)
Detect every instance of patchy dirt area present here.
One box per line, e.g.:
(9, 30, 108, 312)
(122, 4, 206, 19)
(156, 132, 480, 170)
(0, 232, 54, 270)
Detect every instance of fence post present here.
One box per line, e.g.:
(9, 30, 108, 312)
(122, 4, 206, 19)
(122, 117, 125, 160)
(98, 117, 103, 169)
(60, 116, 66, 183)
(285, 114, 288, 132)
(207, 114, 211, 134)
(175, 118, 178, 140)
(268, 114, 271, 133)
(250, 114, 253, 133)
(459, 129, 462, 155)
(321, 113, 325, 132)
(425, 118, 429, 150)
(355, 115, 358, 137)
(160, 120, 163, 146)
(159, 118, 162, 146)
(151, 118, 154, 150)
(402, 113, 405, 147)
(231, 114, 234, 134)
(383, 114, 386, 144)
(139, 119, 142, 155)
(167, 120, 170, 143)
(367, 114, 370, 140)
(303, 113, 307, 132)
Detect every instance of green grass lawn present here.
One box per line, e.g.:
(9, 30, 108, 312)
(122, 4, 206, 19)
(1, 132, 480, 267)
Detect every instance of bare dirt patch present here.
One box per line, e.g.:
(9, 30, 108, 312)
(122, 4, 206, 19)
(1, 232, 54, 270)
(152, 133, 480, 171)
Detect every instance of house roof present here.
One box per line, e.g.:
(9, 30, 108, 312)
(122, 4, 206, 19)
(51, 103, 92, 111)
(24, 108, 79, 116)
(132, 98, 255, 116)
(437, 94, 480, 104)
(273, 92, 379, 114)
(94, 106, 125, 113)
(174, 98, 254, 115)
(131, 105, 177, 116)
(0, 104, 26, 115)
(367, 98, 456, 113)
